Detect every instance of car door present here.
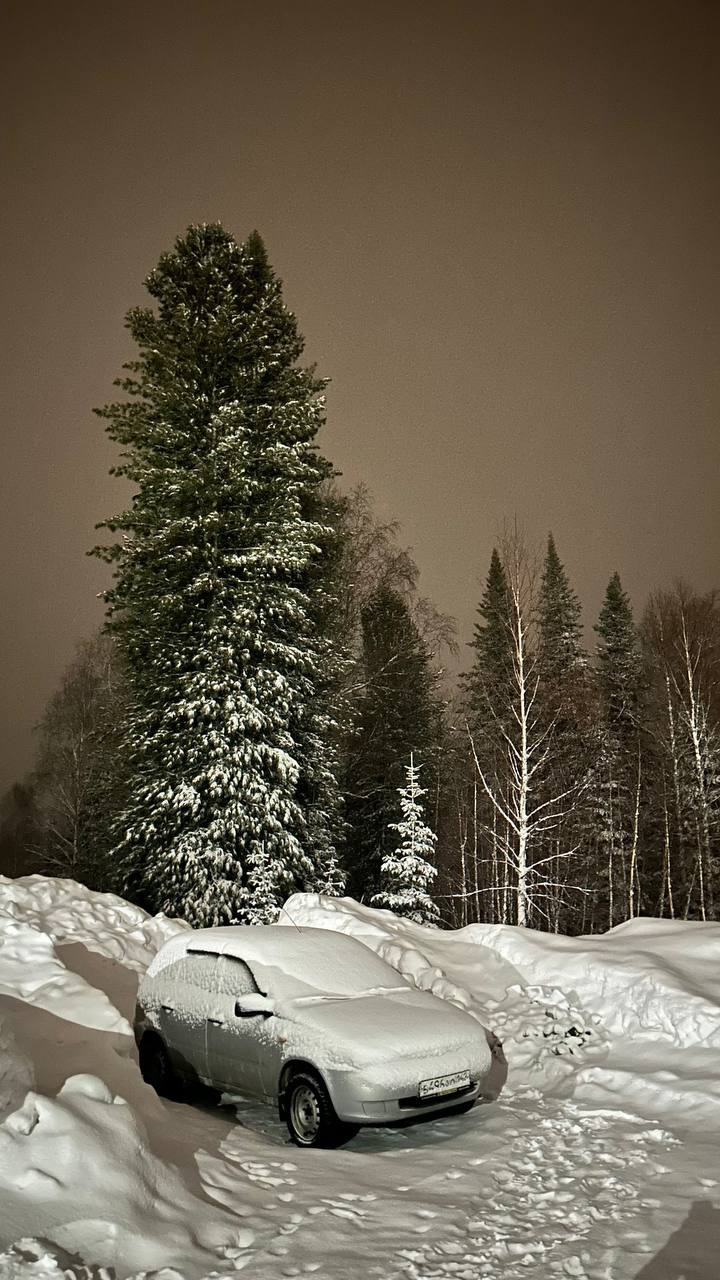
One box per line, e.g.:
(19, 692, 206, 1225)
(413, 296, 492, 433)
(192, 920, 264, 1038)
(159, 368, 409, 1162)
(150, 957, 186, 1064)
(206, 954, 265, 1096)
(156, 951, 218, 1084)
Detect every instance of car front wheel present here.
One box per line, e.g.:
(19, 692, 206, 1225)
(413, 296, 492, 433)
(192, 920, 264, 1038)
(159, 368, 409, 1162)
(284, 1070, 359, 1149)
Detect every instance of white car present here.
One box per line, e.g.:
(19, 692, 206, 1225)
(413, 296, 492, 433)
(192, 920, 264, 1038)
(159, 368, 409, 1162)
(134, 925, 506, 1148)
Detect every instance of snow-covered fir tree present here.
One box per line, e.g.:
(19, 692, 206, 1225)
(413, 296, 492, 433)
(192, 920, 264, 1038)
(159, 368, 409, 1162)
(534, 534, 593, 929)
(312, 839, 346, 897)
(463, 546, 512, 731)
(538, 533, 584, 687)
(373, 755, 439, 924)
(343, 583, 440, 901)
(92, 224, 343, 925)
(595, 572, 643, 737)
(590, 573, 644, 925)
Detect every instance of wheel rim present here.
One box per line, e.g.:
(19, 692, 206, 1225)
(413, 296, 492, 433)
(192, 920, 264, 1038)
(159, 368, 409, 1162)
(289, 1084, 321, 1144)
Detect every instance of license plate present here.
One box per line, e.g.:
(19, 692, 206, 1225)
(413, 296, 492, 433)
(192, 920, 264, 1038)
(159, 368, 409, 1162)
(418, 1070, 470, 1099)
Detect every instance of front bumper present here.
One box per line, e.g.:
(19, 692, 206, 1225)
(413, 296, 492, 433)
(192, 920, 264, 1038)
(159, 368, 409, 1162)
(349, 1079, 483, 1124)
(324, 1045, 496, 1126)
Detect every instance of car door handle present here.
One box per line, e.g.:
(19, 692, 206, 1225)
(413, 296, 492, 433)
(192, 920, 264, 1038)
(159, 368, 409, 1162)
(208, 1016, 224, 1026)
(161, 1003, 175, 1013)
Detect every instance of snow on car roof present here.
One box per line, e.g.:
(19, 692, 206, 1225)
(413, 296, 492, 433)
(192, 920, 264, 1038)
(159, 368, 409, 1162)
(146, 924, 410, 999)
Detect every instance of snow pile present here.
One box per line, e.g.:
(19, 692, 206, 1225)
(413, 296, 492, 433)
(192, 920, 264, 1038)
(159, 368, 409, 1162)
(281, 894, 610, 1092)
(0, 921, 131, 1035)
(281, 894, 720, 1119)
(0, 1015, 33, 1125)
(466, 914, 720, 1050)
(0, 875, 718, 1280)
(0, 1074, 251, 1276)
(0, 875, 189, 974)
(0, 878, 255, 1277)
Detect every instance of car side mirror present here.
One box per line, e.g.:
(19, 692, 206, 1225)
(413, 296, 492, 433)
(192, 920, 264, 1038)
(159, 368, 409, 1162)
(234, 993, 275, 1019)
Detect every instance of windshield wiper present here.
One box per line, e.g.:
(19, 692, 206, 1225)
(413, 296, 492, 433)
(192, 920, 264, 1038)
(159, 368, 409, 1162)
(291, 987, 408, 1004)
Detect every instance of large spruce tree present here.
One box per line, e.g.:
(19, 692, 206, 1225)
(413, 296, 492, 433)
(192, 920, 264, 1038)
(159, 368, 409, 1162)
(92, 224, 341, 925)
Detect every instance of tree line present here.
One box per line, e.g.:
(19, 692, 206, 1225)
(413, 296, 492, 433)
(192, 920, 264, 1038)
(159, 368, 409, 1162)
(448, 529, 719, 931)
(1, 224, 717, 931)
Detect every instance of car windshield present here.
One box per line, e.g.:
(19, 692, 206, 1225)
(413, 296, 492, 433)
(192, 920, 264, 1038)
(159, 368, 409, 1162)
(247, 930, 411, 1001)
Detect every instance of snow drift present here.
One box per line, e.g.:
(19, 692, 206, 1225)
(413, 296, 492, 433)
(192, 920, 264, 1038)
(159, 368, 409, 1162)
(0, 875, 718, 1280)
(282, 894, 720, 1122)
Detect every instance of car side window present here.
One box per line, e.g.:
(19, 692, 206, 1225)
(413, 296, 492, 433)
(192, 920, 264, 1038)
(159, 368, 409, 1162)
(214, 955, 259, 997)
(183, 952, 219, 991)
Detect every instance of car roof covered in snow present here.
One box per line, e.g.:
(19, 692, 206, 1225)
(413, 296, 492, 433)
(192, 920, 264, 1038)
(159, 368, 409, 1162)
(146, 924, 410, 999)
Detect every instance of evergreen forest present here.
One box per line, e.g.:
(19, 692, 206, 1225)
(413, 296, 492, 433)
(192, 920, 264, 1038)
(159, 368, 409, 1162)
(2, 226, 718, 935)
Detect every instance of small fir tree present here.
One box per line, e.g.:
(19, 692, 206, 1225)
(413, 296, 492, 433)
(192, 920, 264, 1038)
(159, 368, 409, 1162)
(343, 583, 440, 900)
(373, 755, 439, 924)
(313, 843, 346, 897)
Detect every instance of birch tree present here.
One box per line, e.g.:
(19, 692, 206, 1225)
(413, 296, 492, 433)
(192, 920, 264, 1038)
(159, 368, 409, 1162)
(467, 530, 585, 927)
(31, 633, 127, 891)
(642, 587, 719, 920)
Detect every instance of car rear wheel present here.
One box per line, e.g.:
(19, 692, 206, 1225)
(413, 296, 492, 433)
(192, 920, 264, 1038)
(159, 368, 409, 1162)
(139, 1034, 181, 1100)
(284, 1070, 359, 1149)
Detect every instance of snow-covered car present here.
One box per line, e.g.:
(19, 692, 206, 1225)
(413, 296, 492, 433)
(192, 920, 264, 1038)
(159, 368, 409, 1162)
(134, 925, 506, 1148)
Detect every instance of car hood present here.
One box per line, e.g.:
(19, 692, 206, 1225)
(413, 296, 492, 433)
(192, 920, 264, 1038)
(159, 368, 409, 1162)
(279, 986, 490, 1067)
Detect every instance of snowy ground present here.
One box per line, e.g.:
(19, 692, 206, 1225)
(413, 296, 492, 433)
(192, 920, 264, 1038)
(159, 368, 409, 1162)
(0, 878, 718, 1279)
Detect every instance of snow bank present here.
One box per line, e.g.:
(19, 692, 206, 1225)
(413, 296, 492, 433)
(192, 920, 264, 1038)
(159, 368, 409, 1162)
(465, 914, 720, 1049)
(0, 875, 718, 1280)
(0, 921, 131, 1034)
(0, 1076, 251, 1275)
(0, 1014, 33, 1125)
(281, 894, 610, 1093)
(281, 895, 720, 1120)
(0, 878, 256, 1277)
(0, 875, 188, 973)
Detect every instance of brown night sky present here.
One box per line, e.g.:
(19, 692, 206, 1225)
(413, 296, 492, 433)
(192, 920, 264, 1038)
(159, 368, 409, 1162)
(1, 0, 718, 797)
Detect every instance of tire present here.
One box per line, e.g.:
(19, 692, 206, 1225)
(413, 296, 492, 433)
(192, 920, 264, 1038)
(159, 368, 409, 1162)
(284, 1070, 359, 1149)
(139, 1034, 181, 1100)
